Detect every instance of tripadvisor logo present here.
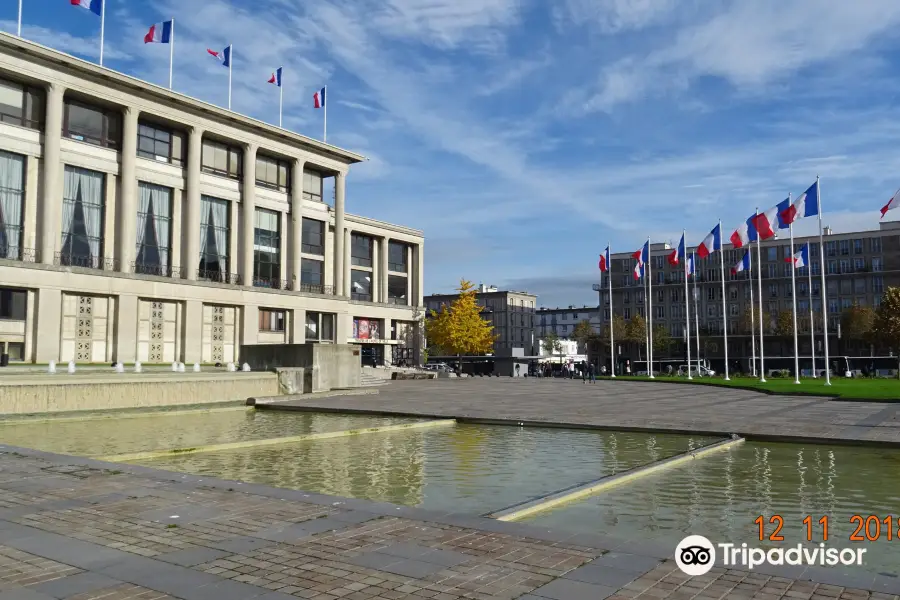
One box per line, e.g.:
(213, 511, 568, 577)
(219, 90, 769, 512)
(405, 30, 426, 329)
(675, 535, 716, 576)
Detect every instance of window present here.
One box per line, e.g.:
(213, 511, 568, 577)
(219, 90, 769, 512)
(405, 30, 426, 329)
(829, 299, 839, 315)
(60, 166, 105, 268)
(783, 264, 791, 277)
(799, 281, 808, 296)
(729, 287, 738, 300)
(873, 276, 884, 293)
(305, 311, 335, 342)
(826, 241, 836, 257)
(0, 77, 43, 130)
(351, 270, 372, 301)
(767, 264, 777, 278)
(135, 182, 172, 276)
(854, 279, 866, 294)
(707, 305, 716, 317)
(198, 195, 230, 281)
(656, 306, 664, 319)
(812, 262, 820, 276)
(767, 247, 777, 261)
(351, 233, 373, 268)
(0, 150, 25, 260)
(0, 288, 25, 320)
(256, 155, 289, 191)
(799, 300, 809, 312)
(253, 208, 281, 287)
(707, 287, 715, 301)
(853, 258, 865, 272)
(656, 289, 664, 303)
(853, 239, 863, 254)
(810, 243, 819, 258)
(769, 284, 778, 298)
(875, 296, 882, 309)
(871, 237, 882, 253)
(301, 218, 324, 255)
(839, 240, 849, 255)
(827, 280, 838, 296)
(64, 100, 120, 148)
(812, 281, 821, 296)
(623, 308, 630, 320)
(201, 139, 242, 179)
(657, 271, 665, 284)
(388, 241, 408, 272)
(730, 304, 739, 316)
(388, 275, 408, 305)
(841, 298, 852, 310)
(300, 258, 324, 290)
(137, 122, 183, 165)
(259, 309, 285, 332)
(303, 170, 323, 202)
(623, 292, 631, 304)
(839, 259, 850, 274)
(637, 290, 644, 304)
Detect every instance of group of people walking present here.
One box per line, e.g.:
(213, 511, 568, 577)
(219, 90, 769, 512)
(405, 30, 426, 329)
(517, 361, 598, 382)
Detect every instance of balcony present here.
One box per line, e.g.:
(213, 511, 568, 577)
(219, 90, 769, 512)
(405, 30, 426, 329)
(55, 252, 118, 271)
(132, 262, 185, 278)
(197, 269, 242, 285)
(0, 246, 36, 263)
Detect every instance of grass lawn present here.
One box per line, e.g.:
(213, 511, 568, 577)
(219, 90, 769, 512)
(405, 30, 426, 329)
(596, 375, 900, 400)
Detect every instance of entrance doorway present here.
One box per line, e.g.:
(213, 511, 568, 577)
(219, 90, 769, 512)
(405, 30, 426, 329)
(360, 345, 383, 367)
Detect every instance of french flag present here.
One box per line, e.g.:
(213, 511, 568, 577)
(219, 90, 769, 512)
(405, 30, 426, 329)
(780, 182, 820, 226)
(730, 215, 759, 248)
(632, 242, 648, 281)
(686, 253, 695, 278)
(731, 251, 751, 275)
(207, 46, 231, 67)
(881, 188, 900, 219)
(599, 247, 610, 273)
(268, 67, 283, 87)
(752, 197, 790, 240)
(786, 244, 810, 269)
(697, 224, 721, 259)
(144, 21, 173, 44)
(71, 0, 103, 16)
(668, 233, 685, 266)
(313, 86, 326, 109)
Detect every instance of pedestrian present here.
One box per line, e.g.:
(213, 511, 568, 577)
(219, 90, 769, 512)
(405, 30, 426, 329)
(515, 363, 521, 377)
(582, 364, 587, 384)
(588, 362, 596, 383)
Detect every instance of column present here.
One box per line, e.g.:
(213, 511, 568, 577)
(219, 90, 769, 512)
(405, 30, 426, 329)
(183, 300, 203, 364)
(170, 188, 182, 276)
(34, 288, 62, 362)
(242, 305, 258, 347)
(40, 82, 65, 265)
(103, 174, 117, 268)
(23, 155, 39, 258)
(333, 172, 346, 294)
(380, 237, 390, 303)
(371, 239, 380, 303)
(343, 228, 351, 297)
(241, 143, 257, 284)
(184, 127, 203, 280)
(228, 200, 239, 279)
(291, 308, 305, 343)
(114, 294, 139, 363)
(23, 290, 35, 362)
(290, 159, 305, 288)
(416, 243, 424, 307)
(279, 210, 288, 285)
(406, 245, 413, 305)
(118, 106, 138, 273)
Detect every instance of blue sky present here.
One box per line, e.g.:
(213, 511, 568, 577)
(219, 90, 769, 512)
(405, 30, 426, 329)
(5, 0, 900, 307)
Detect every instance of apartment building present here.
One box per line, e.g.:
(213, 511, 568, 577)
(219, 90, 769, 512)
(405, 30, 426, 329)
(0, 33, 424, 366)
(535, 306, 601, 342)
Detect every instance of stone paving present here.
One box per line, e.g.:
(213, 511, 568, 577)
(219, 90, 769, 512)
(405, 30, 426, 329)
(0, 444, 899, 599)
(258, 378, 900, 445)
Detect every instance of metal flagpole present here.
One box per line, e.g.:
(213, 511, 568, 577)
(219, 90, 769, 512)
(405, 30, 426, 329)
(323, 85, 328, 143)
(279, 70, 284, 128)
(809, 252, 817, 378)
(609, 243, 616, 378)
(749, 264, 757, 377)
(683, 232, 692, 379)
(99, 0, 106, 66)
(817, 176, 831, 385)
(227, 45, 233, 110)
(643, 263, 650, 376)
(647, 237, 655, 378)
(17, 0, 22, 36)
(693, 252, 701, 378)
(789, 194, 800, 384)
(168, 19, 175, 90)
(719, 221, 730, 380)
(755, 208, 766, 382)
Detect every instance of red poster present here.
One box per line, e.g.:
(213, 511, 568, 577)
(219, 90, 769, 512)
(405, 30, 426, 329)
(358, 319, 370, 340)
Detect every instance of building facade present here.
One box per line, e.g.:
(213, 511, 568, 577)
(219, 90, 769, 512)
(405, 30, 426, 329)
(0, 33, 424, 366)
(536, 306, 601, 342)
(601, 222, 900, 369)
(424, 284, 536, 355)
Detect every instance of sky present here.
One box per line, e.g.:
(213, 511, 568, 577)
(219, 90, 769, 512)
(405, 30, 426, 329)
(5, 0, 900, 307)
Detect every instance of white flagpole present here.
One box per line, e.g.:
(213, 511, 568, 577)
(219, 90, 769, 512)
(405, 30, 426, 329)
(755, 209, 766, 382)
(693, 252, 701, 377)
(17, 0, 22, 36)
(789, 194, 800, 384)
(227, 45, 233, 110)
(608, 243, 615, 378)
(647, 237, 655, 378)
(809, 251, 817, 378)
(719, 221, 730, 380)
(683, 232, 692, 379)
(323, 85, 328, 143)
(749, 261, 757, 377)
(279, 69, 284, 128)
(817, 176, 831, 385)
(643, 263, 650, 375)
(99, 0, 106, 66)
(168, 19, 175, 90)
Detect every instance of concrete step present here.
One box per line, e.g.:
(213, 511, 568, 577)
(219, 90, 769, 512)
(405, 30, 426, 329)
(360, 372, 389, 387)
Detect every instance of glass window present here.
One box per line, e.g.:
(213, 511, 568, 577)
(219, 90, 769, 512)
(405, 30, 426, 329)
(827, 280, 838, 296)
(871, 237, 882, 253)
(198, 195, 230, 281)
(64, 100, 120, 148)
(810, 242, 819, 257)
(853, 239, 863, 254)
(839, 259, 850, 274)
(767, 247, 777, 261)
(854, 279, 866, 294)
(256, 155, 289, 191)
(137, 122, 183, 165)
(812, 281, 820, 296)
(305, 311, 335, 341)
(872, 257, 882, 272)
(60, 166, 105, 268)
(0, 77, 43, 130)
(388, 275, 408, 305)
(826, 241, 836, 256)
(839, 240, 849, 255)
(0, 288, 26, 320)
(0, 150, 25, 260)
(135, 182, 172, 276)
(767, 264, 777, 278)
(769, 284, 778, 298)
(201, 139, 242, 179)
(873, 276, 884, 293)
(301, 218, 324, 255)
(300, 258, 324, 290)
(258, 309, 285, 332)
(854, 258, 865, 272)
(388, 241, 408, 272)
(302, 170, 323, 202)
(351, 270, 372, 301)
(305, 311, 319, 340)
(253, 208, 281, 287)
(351, 233, 373, 267)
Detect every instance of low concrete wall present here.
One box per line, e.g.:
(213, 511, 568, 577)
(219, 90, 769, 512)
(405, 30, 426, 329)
(242, 344, 361, 392)
(0, 372, 278, 415)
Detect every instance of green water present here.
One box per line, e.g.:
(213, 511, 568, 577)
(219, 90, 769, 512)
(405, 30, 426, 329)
(524, 441, 900, 576)
(0, 409, 420, 457)
(137, 424, 719, 514)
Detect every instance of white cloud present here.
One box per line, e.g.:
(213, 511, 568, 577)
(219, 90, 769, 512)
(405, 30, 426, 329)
(553, 0, 679, 33)
(0, 21, 132, 62)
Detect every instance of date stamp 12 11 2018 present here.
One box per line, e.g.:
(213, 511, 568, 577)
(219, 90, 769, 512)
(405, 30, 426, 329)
(756, 515, 900, 543)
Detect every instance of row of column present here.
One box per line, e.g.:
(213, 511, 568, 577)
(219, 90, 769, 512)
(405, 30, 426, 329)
(338, 231, 424, 305)
(35, 82, 351, 294)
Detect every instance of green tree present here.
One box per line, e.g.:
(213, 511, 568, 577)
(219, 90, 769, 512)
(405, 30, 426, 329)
(652, 324, 672, 356)
(572, 319, 595, 352)
(872, 287, 900, 375)
(624, 314, 647, 345)
(541, 330, 563, 359)
(599, 315, 627, 347)
(775, 310, 794, 337)
(739, 305, 770, 335)
(841, 303, 875, 342)
(425, 279, 495, 357)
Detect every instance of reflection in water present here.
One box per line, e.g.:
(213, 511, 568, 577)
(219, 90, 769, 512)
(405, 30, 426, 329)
(139, 425, 719, 515)
(525, 441, 900, 576)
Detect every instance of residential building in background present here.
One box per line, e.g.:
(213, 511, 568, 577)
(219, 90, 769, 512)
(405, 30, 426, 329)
(0, 33, 424, 367)
(536, 306, 602, 343)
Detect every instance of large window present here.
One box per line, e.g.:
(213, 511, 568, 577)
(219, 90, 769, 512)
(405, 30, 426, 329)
(201, 139, 242, 179)
(259, 309, 285, 332)
(303, 170, 323, 202)
(64, 100, 120, 149)
(300, 258, 324, 292)
(388, 241, 407, 272)
(0, 77, 43, 130)
(60, 166, 105, 268)
(305, 311, 335, 342)
(256, 155, 289, 191)
(388, 275, 408, 305)
(137, 122, 184, 165)
(135, 182, 172, 276)
(351, 234, 373, 267)
(253, 208, 281, 287)
(0, 151, 25, 260)
(198, 195, 230, 281)
(0, 288, 25, 320)
(351, 270, 372, 301)
(301, 218, 324, 254)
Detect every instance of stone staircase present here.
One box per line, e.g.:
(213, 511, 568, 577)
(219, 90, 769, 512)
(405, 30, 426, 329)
(360, 371, 390, 387)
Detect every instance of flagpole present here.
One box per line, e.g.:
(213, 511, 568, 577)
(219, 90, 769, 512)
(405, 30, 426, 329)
(693, 252, 701, 378)
(682, 232, 692, 379)
(168, 19, 175, 90)
(749, 260, 757, 377)
(647, 237, 654, 378)
(279, 68, 284, 128)
(755, 208, 766, 382)
(99, 0, 106, 66)
(809, 251, 817, 378)
(719, 221, 730, 380)
(17, 0, 22, 36)
(608, 243, 615, 378)
(323, 85, 328, 143)
(227, 44, 233, 110)
(817, 176, 831, 385)
(789, 194, 800, 384)
(644, 262, 650, 376)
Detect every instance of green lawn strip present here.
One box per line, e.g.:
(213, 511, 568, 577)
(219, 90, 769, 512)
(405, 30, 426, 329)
(595, 375, 900, 401)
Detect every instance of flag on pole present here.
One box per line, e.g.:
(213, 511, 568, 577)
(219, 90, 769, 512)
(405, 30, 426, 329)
(144, 20, 173, 44)
(632, 242, 648, 280)
(781, 183, 820, 225)
(313, 87, 326, 108)
(880, 189, 900, 219)
(71, 0, 102, 16)
(731, 251, 751, 275)
(696, 224, 721, 258)
(686, 253, 695, 277)
(207, 46, 231, 67)
(786, 244, 810, 269)
(752, 198, 790, 240)
(268, 67, 283, 87)
(667, 233, 685, 266)
(730, 215, 759, 248)
(599, 247, 610, 272)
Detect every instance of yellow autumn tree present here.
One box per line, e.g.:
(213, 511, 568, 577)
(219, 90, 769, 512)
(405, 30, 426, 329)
(426, 279, 495, 356)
